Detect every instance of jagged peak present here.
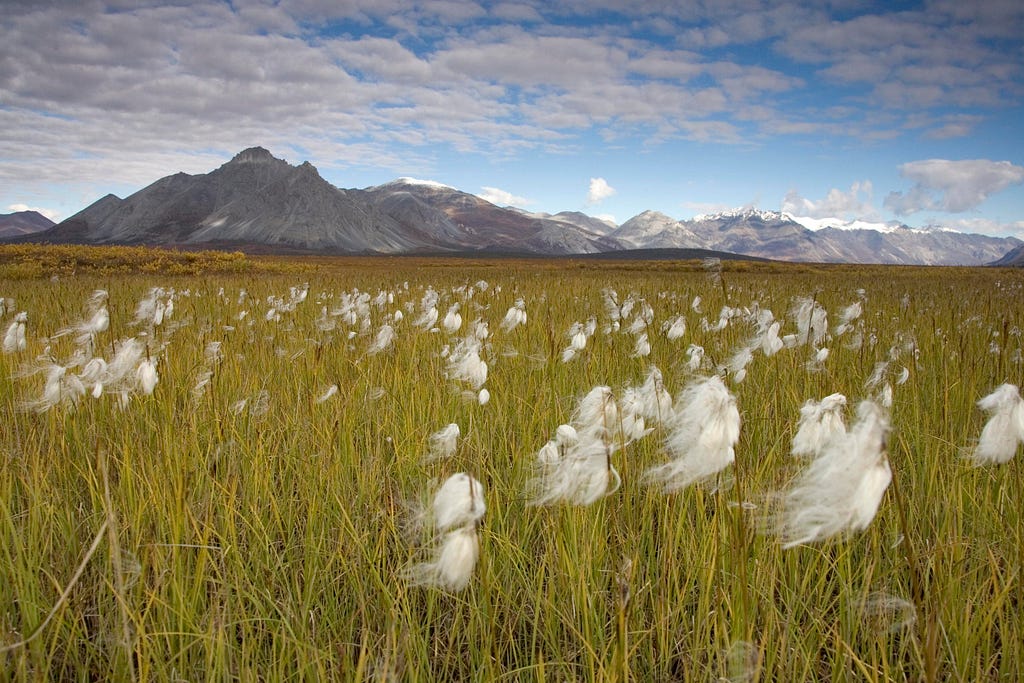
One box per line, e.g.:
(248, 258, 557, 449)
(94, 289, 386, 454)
(691, 207, 790, 223)
(377, 177, 457, 191)
(230, 146, 279, 164)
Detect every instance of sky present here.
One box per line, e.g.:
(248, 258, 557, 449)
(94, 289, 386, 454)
(2, 0, 1023, 236)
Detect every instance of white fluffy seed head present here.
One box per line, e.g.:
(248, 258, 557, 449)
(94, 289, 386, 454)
(432, 473, 485, 532)
(970, 384, 1024, 465)
(644, 375, 740, 492)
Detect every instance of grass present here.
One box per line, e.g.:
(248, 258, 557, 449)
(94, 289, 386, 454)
(0, 251, 1022, 680)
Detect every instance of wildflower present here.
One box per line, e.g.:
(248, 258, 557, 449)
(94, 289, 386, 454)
(3, 312, 27, 353)
(776, 400, 891, 548)
(442, 304, 463, 333)
(686, 344, 705, 372)
(409, 525, 480, 592)
(316, 384, 339, 403)
(530, 387, 621, 505)
(366, 324, 396, 355)
(663, 315, 687, 340)
(499, 299, 527, 332)
(136, 359, 159, 395)
(969, 384, 1024, 465)
(408, 473, 486, 592)
(428, 423, 461, 461)
(644, 375, 740, 492)
(790, 296, 828, 347)
(791, 393, 847, 458)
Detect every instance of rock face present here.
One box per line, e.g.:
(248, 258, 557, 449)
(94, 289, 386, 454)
(991, 244, 1024, 266)
(36, 147, 619, 255)
(611, 209, 1021, 266)
(0, 210, 54, 238)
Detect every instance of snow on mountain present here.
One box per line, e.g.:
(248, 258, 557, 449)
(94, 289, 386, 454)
(15, 147, 1020, 264)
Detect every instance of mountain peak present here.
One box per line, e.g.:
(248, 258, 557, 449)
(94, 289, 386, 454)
(692, 208, 790, 223)
(230, 146, 278, 164)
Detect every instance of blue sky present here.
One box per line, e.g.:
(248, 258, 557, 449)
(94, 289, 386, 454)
(2, 0, 1023, 236)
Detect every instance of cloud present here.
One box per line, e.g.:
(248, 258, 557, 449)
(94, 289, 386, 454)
(884, 159, 1024, 215)
(586, 177, 616, 204)
(477, 186, 532, 206)
(781, 181, 879, 220)
(7, 203, 61, 221)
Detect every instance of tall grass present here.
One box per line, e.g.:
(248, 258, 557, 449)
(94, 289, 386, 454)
(1, 259, 1022, 680)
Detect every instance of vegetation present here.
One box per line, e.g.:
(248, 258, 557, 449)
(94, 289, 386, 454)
(0, 250, 1022, 680)
(0, 244, 305, 278)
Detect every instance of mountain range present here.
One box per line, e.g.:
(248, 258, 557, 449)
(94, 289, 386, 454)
(9, 147, 1021, 265)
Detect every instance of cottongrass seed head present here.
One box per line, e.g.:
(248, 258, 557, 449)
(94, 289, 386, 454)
(969, 383, 1024, 465)
(406, 473, 485, 592)
(775, 399, 891, 548)
(644, 375, 740, 492)
(791, 393, 847, 458)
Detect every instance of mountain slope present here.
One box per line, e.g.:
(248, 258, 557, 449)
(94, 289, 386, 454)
(17, 147, 1020, 263)
(35, 148, 617, 255)
(0, 210, 55, 238)
(612, 208, 1020, 265)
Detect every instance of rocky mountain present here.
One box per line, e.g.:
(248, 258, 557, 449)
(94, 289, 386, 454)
(31, 148, 619, 255)
(18, 148, 1021, 264)
(0, 210, 54, 238)
(991, 243, 1024, 266)
(611, 209, 1020, 266)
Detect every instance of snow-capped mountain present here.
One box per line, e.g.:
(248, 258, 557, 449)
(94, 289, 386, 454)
(612, 208, 1020, 265)
(15, 148, 1021, 265)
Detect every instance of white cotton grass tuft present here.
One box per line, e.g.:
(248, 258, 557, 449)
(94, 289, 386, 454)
(3, 312, 28, 353)
(644, 375, 740, 492)
(529, 387, 622, 506)
(431, 472, 485, 532)
(366, 324, 396, 355)
(407, 525, 480, 592)
(316, 384, 339, 403)
(789, 296, 828, 348)
(407, 473, 485, 592)
(686, 344, 705, 373)
(663, 315, 687, 340)
(969, 383, 1024, 465)
(427, 423, 461, 461)
(446, 336, 488, 389)
(499, 299, 527, 332)
(791, 393, 847, 458)
(774, 399, 891, 548)
(136, 359, 159, 395)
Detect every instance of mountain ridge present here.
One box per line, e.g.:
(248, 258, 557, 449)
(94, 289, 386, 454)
(14, 147, 1022, 265)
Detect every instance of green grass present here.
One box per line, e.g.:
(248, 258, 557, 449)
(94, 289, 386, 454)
(1, 258, 1022, 681)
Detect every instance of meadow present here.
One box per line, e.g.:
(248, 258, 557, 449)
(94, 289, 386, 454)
(1, 246, 1022, 681)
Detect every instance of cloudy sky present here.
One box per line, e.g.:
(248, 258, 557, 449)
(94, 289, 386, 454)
(2, 0, 1023, 235)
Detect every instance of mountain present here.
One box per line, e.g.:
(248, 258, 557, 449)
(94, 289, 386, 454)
(18, 148, 1021, 263)
(0, 210, 54, 238)
(31, 148, 619, 255)
(611, 208, 1020, 266)
(520, 210, 618, 236)
(991, 243, 1024, 266)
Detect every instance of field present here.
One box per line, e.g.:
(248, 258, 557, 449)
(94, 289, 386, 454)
(1, 246, 1022, 681)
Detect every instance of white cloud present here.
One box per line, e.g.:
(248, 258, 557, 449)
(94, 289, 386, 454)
(781, 181, 879, 220)
(7, 203, 61, 221)
(586, 177, 616, 204)
(477, 186, 532, 207)
(884, 159, 1024, 215)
